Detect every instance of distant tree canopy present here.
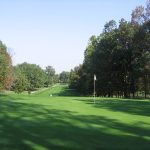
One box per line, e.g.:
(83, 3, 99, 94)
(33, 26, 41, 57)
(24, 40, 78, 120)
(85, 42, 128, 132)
(1, 0, 149, 98)
(59, 71, 70, 83)
(45, 66, 55, 87)
(12, 63, 46, 92)
(12, 63, 58, 93)
(0, 41, 13, 90)
(69, 1, 150, 98)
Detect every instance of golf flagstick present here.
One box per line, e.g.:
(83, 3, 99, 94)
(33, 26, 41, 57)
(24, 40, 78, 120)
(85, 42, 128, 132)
(94, 74, 96, 103)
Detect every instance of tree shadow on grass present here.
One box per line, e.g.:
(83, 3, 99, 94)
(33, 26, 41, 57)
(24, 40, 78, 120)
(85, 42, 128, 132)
(0, 99, 150, 150)
(95, 99, 150, 117)
(52, 86, 80, 97)
(73, 98, 150, 117)
(0, 94, 28, 102)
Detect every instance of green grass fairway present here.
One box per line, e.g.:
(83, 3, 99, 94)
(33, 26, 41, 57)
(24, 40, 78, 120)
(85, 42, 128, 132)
(0, 84, 150, 150)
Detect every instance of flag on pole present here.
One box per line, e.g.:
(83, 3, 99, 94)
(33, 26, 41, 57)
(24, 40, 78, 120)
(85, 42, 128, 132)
(94, 74, 96, 104)
(94, 74, 96, 81)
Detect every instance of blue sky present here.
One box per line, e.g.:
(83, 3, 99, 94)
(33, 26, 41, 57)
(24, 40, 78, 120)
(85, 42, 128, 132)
(0, 0, 146, 73)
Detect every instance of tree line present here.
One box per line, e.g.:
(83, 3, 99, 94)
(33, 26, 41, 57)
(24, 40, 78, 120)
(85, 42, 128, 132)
(0, 45, 70, 93)
(12, 64, 70, 93)
(0, 1, 149, 98)
(69, 1, 150, 98)
(0, 41, 13, 91)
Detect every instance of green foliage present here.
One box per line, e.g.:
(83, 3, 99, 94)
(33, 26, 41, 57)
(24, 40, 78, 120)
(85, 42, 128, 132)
(45, 66, 55, 86)
(59, 71, 70, 83)
(13, 62, 46, 93)
(53, 74, 59, 84)
(0, 41, 13, 90)
(12, 72, 29, 93)
(69, 4, 150, 98)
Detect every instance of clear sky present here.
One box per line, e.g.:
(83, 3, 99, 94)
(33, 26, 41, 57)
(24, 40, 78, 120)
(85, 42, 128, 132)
(0, 0, 146, 73)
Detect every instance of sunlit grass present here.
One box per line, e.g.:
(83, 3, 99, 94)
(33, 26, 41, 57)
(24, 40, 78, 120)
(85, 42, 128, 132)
(0, 84, 150, 150)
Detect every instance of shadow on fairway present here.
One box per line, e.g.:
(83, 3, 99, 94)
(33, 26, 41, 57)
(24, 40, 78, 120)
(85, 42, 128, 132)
(58, 89, 80, 96)
(52, 86, 80, 97)
(73, 98, 150, 117)
(0, 99, 150, 150)
(0, 94, 28, 102)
